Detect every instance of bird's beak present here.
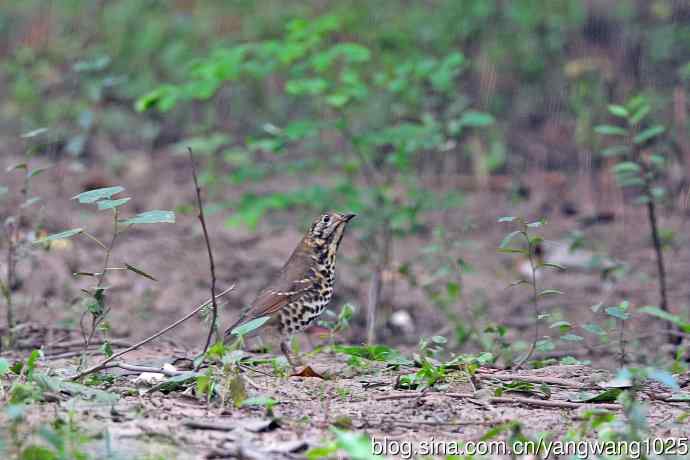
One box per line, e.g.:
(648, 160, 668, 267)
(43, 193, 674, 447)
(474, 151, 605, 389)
(341, 213, 356, 222)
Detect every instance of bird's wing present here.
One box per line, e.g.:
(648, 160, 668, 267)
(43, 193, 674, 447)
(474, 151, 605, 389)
(248, 275, 314, 317)
(225, 258, 314, 335)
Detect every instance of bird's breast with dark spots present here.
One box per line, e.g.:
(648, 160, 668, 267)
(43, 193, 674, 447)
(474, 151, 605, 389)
(278, 260, 336, 335)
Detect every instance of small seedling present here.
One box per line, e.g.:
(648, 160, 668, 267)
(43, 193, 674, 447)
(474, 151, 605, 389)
(596, 96, 674, 344)
(36, 186, 175, 369)
(498, 216, 564, 369)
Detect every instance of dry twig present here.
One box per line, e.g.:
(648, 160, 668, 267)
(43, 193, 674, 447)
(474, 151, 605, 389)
(446, 392, 621, 410)
(188, 147, 220, 357)
(375, 391, 621, 410)
(475, 371, 591, 390)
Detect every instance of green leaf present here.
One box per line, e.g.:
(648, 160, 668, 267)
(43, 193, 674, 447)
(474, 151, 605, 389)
(616, 176, 645, 188)
(333, 344, 413, 365)
(97, 198, 131, 210)
(331, 43, 371, 63)
(306, 445, 339, 460)
(649, 155, 666, 170)
(120, 210, 175, 225)
(0, 357, 9, 376)
(582, 323, 606, 336)
(241, 396, 278, 408)
(155, 372, 201, 393)
(87, 288, 106, 317)
(634, 125, 665, 144)
(136, 85, 180, 112)
(499, 230, 523, 249)
(537, 289, 563, 298)
(458, 110, 495, 128)
(611, 162, 641, 175)
(535, 339, 555, 352)
(539, 262, 565, 271)
(326, 93, 349, 107)
(608, 105, 628, 118)
(28, 167, 50, 178)
(605, 306, 629, 320)
(549, 321, 572, 333)
(574, 388, 623, 403)
(36, 228, 83, 243)
(629, 104, 650, 125)
(73, 186, 125, 203)
(26, 350, 41, 379)
(638, 306, 690, 333)
(431, 335, 448, 344)
(446, 282, 460, 299)
(33, 372, 119, 403)
(560, 333, 584, 342)
(595, 125, 627, 136)
(18, 446, 55, 459)
(646, 368, 679, 391)
(125, 263, 158, 282)
(101, 341, 113, 358)
(285, 78, 328, 96)
(601, 145, 628, 157)
(332, 429, 379, 460)
(230, 316, 271, 337)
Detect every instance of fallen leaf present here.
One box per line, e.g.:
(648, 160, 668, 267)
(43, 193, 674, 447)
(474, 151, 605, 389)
(291, 366, 325, 379)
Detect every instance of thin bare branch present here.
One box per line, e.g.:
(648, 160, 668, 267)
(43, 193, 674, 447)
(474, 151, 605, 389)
(187, 147, 220, 358)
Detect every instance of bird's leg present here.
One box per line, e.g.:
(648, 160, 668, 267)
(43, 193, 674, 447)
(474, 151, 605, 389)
(280, 339, 303, 371)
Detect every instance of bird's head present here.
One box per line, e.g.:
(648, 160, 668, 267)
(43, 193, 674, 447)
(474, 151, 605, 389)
(308, 211, 356, 246)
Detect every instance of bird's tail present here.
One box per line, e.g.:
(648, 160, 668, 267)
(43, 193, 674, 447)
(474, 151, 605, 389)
(223, 313, 246, 342)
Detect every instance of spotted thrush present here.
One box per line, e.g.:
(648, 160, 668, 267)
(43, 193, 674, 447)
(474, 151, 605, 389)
(224, 211, 356, 367)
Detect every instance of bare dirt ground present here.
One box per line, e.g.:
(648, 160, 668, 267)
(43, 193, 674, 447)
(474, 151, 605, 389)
(3, 348, 690, 459)
(2, 148, 690, 458)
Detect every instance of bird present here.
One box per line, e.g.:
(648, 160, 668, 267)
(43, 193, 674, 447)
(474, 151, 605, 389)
(224, 211, 356, 368)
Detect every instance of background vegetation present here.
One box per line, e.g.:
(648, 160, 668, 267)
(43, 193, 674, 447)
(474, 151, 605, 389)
(2, 1, 690, 458)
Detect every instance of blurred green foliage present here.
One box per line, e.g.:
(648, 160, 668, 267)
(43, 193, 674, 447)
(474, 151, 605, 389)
(2, 0, 690, 262)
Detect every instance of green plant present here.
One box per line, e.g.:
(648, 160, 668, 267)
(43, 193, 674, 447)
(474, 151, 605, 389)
(138, 13, 493, 342)
(1, 143, 51, 348)
(306, 428, 381, 460)
(566, 367, 680, 460)
(584, 301, 632, 365)
(497, 216, 564, 369)
(2, 408, 91, 460)
(418, 225, 478, 347)
(318, 303, 355, 346)
(241, 396, 278, 417)
(595, 95, 675, 344)
(36, 186, 175, 368)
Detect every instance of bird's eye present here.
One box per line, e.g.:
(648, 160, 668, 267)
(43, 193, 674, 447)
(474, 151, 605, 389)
(323, 215, 330, 223)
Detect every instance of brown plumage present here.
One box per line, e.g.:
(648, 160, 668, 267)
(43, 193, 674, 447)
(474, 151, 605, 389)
(224, 211, 356, 367)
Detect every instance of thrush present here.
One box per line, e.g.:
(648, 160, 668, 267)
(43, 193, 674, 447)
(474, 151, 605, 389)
(224, 211, 356, 368)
